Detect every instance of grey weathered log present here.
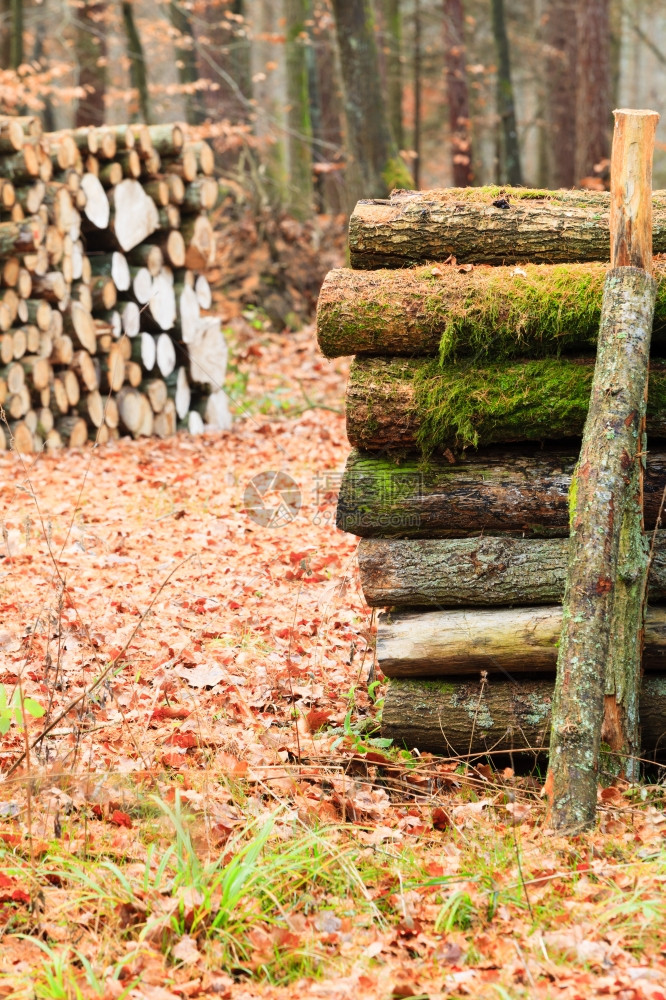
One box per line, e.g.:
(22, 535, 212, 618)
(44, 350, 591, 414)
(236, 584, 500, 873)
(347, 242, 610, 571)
(358, 533, 666, 607)
(337, 448, 666, 538)
(377, 605, 666, 677)
(549, 267, 657, 828)
(348, 187, 666, 268)
(381, 676, 666, 758)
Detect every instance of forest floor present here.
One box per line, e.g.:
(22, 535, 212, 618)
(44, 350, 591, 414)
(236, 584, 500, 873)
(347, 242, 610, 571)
(1, 320, 666, 999)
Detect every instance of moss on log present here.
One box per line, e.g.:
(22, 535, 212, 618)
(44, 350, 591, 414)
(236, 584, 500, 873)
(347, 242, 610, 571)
(358, 533, 666, 607)
(317, 260, 666, 360)
(348, 187, 666, 268)
(381, 676, 666, 757)
(346, 356, 666, 452)
(336, 447, 666, 538)
(377, 605, 666, 677)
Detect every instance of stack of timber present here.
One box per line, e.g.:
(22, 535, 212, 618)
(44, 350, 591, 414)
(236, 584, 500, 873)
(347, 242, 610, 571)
(0, 117, 229, 452)
(317, 186, 666, 761)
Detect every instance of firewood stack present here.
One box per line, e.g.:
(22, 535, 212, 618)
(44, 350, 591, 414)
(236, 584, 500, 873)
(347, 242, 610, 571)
(317, 187, 666, 762)
(0, 116, 229, 453)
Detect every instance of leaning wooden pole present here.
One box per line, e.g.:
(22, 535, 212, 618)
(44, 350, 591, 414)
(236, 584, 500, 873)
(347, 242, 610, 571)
(547, 109, 659, 831)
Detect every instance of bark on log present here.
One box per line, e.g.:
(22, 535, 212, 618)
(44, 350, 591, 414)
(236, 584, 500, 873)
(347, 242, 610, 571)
(317, 261, 666, 359)
(381, 676, 666, 758)
(348, 187, 666, 268)
(336, 447, 666, 538)
(359, 533, 666, 607)
(549, 112, 659, 827)
(549, 270, 657, 824)
(345, 356, 666, 453)
(377, 605, 666, 677)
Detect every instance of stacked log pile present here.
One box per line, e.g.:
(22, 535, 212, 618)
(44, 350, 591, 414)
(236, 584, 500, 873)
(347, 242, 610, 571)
(0, 117, 229, 452)
(317, 186, 666, 761)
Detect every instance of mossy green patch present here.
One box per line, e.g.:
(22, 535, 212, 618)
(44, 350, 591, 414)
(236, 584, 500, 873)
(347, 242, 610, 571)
(413, 357, 595, 452)
(383, 156, 414, 193)
(437, 263, 608, 363)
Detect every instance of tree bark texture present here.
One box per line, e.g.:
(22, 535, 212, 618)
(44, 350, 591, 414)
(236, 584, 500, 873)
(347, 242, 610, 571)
(377, 605, 666, 678)
(381, 676, 666, 758)
(330, 0, 410, 206)
(549, 268, 657, 831)
(575, 0, 611, 184)
(316, 260, 666, 359)
(285, 0, 314, 220)
(443, 0, 473, 186)
(358, 533, 666, 608)
(348, 188, 666, 269)
(542, 0, 577, 188)
(345, 355, 666, 453)
(490, 0, 521, 186)
(602, 110, 660, 783)
(337, 447, 666, 538)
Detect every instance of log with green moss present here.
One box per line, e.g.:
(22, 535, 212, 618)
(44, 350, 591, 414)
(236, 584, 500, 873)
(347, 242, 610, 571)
(358, 533, 666, 607)
(377, 605, 666, 677)
(317, 260, 666, 359)
(348, 187, 666, 269)
(337, 447, 666, 538)
(381, 676, 666, 757)
(346, 356, 666, 452)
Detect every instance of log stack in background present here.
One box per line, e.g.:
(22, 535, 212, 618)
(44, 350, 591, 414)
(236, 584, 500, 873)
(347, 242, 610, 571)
(317, 186, 666, 762)
(0, 117, 230, 452)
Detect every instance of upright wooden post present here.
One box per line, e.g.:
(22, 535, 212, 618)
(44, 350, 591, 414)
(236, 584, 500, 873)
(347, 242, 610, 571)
(547, 109, 659, 832)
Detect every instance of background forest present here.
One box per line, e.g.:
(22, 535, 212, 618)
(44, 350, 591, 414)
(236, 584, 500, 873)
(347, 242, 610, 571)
(1, 0, 666, 222)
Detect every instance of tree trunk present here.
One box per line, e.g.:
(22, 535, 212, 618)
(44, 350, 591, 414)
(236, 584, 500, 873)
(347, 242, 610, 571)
(122, 1, 151, 123)
(316, 260, 666, 360)
(169, 0, 202, 125)
(443, 0, 473, 186)
(575, 0, 611, 184)
(381, 676, 666, 759)
(542, 0, 577, 187)
(336, 447, 666, 538)
(380, 0, 403, 150)
(548, 110, 659, 830)
(358, 533, 666, 608)
(285, 0, 314, 220)
(75, 1, 107, 127)
(377, 605, 666, 678)
(330, 0, 411, 206)
(413, 0, 421, 188)
(345, 355, 666, 454)
(490, 0, 521, 185)
(348, 188, 666, 269)
(10, 0, 22, 70)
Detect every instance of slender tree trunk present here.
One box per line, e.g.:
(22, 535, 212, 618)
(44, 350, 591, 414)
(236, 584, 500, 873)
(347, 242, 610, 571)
(169, 0, 201, 125)
(381, 0, 403, 150)
(490, 0, 521, 186)
(413, 0, 421, 188)
(285, 0, 314, 220)
(542, 0, 577, 187)
(548, 111, 659, 831)
(575, 0, 611, 183)
(330, 0, 411, 206)
(75, 1, 107, 127)
(122, 1, 151, 123)
(9, 0, 21, 69)
(311, 7, 345, 214)
(443, 0, 473, 186)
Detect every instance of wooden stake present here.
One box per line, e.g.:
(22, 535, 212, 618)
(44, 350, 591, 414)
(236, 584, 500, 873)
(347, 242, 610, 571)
(547, 109, 659, 831)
